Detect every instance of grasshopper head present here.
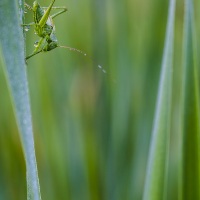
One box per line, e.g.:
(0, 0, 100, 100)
(33, 1, 40, 12)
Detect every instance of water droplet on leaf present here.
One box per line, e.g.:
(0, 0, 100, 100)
(24, 25, 30, 31)
(34, 41, 39, 47)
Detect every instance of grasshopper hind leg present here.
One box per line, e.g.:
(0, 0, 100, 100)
(40, 6, 67, 19)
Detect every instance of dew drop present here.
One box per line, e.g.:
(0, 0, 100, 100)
(24, 25, 30, 31)
(98, 65, 102, 69)
(34, 41, 39, 47)
(102, 69, 107, 73)
(24, 7, 28, 14)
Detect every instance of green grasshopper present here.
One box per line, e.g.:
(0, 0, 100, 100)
(23, 0, 86, 60)
(23, 1, 107, 73)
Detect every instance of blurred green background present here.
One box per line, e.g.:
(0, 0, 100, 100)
(0, 0, 200, 199)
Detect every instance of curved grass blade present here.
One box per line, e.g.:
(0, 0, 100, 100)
(180, 0, 200, 199)
(0, 0, 41, 199)
(143, 0, 176, 199)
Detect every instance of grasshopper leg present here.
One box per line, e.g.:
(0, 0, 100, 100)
(33, 38, 45, 53)
(26, 38, 45, 60)
(41, 6, 67, 19)
(26, 50, 43, 60)
(51, 7, 67, 19)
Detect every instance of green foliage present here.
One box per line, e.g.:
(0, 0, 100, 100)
(0, 0, 200, 199)
(181, 0, 200, 199)
(0, 0, 41, 199)
(143, 0, 175, 199)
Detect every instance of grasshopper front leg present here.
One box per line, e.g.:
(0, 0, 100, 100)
(26, 49, 43, 60)
(26, 37, 45, 60)
(27, 31, 60, 59)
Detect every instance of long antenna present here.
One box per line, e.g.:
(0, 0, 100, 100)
(58, 45, 107, 74)
(59, 45, 87, 56)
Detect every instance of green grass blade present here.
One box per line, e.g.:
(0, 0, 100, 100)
(0, 0, 41, 199)
(180, 0, 200, 199)
(143, 0, 176, 199)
